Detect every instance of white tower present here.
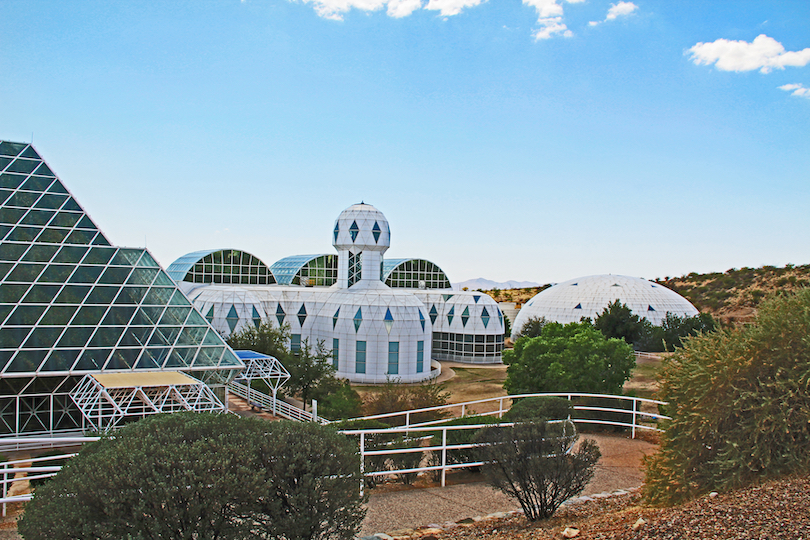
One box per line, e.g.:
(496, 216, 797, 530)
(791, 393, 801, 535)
(332, 203, 391, 289)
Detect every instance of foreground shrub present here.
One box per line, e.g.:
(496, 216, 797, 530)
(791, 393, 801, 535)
(504, 396, 573, 423)
(429, 415, 500, 469)
(20, 413, 365, 540)
(474, 421, 600, 521)
(643, 289, 810, 506)
(363, 379, 451, 426)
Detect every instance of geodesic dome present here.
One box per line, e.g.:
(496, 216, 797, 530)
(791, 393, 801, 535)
(512, 274, 699, 337)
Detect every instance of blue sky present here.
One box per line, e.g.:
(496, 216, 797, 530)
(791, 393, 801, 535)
(2, 0, 808, 284)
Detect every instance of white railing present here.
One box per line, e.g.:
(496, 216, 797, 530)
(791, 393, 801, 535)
(341, 392, 667, 438)
(228, 381, 325, 423)
(336, 392, 668, 493)
(0, 437, 100, 516)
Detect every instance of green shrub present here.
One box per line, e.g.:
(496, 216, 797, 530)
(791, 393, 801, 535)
(19, 413, 365, 540)
(429, 415, 500, 469)
(643, 289, 810, 506)
(333, 418, 394, 488)
(474, 421, 600, 521)
(363, 379, 450, 426)
(504, 396, 573, 423)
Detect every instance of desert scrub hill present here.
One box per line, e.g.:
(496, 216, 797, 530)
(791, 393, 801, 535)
(655, 264, 810, 323)
(475, 264, 810, 325)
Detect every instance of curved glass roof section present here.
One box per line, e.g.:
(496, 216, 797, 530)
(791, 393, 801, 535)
(166, 249, 275, 285)
(383, 258, 451, 290)
(270, 254, 337, 286)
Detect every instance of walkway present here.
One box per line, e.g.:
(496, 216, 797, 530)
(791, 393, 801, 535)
(361, 432, 656, 536)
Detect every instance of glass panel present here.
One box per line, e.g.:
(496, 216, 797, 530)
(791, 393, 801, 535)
(70, 307, 107, 330)
(6, 226, 42, 242)
(0, 242, 28, 261)
(134, 352, 160, 370)
(0, 304, 13, 324)
(168, 290, 191, 306)
(22, 327, 63, 349)
(202, 328, 224, 346)
(49, 211, 81, 228)
(136, 251, 160, 268)
(148, 326, 181, 346)
(193, 347, 222, 367)
(84, 286, 119, 304)
(101, 306, 136, 326)
(91, 234, 111, 246)
(20, 176, 53, 192)
(62, 198, 82, 212)
(20, 209, 55, 226)
(152, 271, 174, 286)
(65, 230, 96, 244)
(142, 287, 173, 305)
(53, 285, 91, 304)
(68, 265, 103, 284)
(40, 350, 81, 372)
(113, 287, 147, 305)
(125, 268, 158, 285)
(97, 267, 132, 284)
(75, 215, 96, 230)
(22, 244, 59, 262)
(6, 350, 48, 373)
(140, 306, 165, 325)
(33, 194, 68, 210)
(89, 327, 125, 348)
(0, 327, 32, 348)
(0, 208, 27, 226)
(175, 326, 207, 346)
(36, 227, 70, 244)
(22, 284, 61, 303)
(111, 249, 142, 265)
(53, 246, 88, 263)
(40, 305, 78, 326)
(6, 191, 40, 207)
(0, 173, 26, 189)
(82, 247, 115, 265)
(5, 305, 46, 325)
(105, 348, 140, 370)
(6, 263, 46, 282)
(73, 349, 111, 371)
(118, 327, 152, 347)
(0, 141, 26, 157)
(159, 307, 190, 326)
(47, 180, 69, 194)
(185, 310, 207, 326)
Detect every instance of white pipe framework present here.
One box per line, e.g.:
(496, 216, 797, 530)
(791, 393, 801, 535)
(69, 372, 224, 432)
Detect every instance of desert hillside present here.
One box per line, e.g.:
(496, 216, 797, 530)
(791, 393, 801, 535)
(476, 264, 810, 325)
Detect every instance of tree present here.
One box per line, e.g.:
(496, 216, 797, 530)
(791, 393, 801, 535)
(659, 311, 716, 350)
(474, 421, 600, 520)
(514, 316, 548, 339)
(226, 319, 292, 362)
(643, 290, 810, 506)
(364, 378, 451, 426)
(19, 412, 365, 540)
(504, 321, 635, 395)
(594, 299, 644, 346)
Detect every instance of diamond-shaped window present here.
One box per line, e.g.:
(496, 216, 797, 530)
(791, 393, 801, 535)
(252, 306, 262, 328)
(275, 304, 285, 326)
(384, 308, 394, 334)
(333, 307, 340, 329)
(447, 306, 455, 325)
(429, 305, 438, 324)
(298, 304, 307, 327)
(353, 307, 362, 333)
(372, 222, 381, 243)
(419, 309, 425, 331)
(205, 305, 214, 323)
(461, 307, 470, 327)
(334, 222, 339, 242)
(481, 307, 490, 328)
(349, 221, 359, 242)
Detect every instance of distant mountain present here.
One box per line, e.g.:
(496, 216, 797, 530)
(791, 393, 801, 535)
(452, 278, 542, 291)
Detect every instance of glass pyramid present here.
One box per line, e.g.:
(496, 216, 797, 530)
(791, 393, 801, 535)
(0, 141, 244, 435)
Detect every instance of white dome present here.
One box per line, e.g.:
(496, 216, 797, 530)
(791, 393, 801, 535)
(512, 274, 699, 337)
(333, 203, 390, 252)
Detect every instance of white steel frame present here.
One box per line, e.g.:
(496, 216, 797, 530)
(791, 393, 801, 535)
(233, 355, 290, 416)
(70, 373, 224, 432)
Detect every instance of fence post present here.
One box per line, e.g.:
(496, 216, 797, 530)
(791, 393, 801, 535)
(312, 399, 318, 423)
(441, 428, 447, 487)
(2, 465, 7, 518)
(498, 397, 504, 418)
(359, 433, 365, 498)
(406, 411, 410, 428)
(632, 398, 638, 439)
(461, 404, 466, 417)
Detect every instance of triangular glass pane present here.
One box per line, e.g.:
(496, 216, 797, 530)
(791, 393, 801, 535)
(0, 142, 26, 157)
(105, 348, 139, 370)
(126, 268, 158, 285)
(205, 305, 214, 323)
(75, 215, 96, 230)
(39, 350, 81, 372)
(186, 309, 207, 326)
(177, 326, 208, 346)
(136, 251, 160, 268)
(140, 306, 165, 325)
(62, 198, 82, 212)
(193, 346, 222, 367)
(252, 306, 261, 328)
(6, 350, 48, 373)
(143, 287, 173, 305)
(21, 176, 53, 192)
(111, 248, 142, 266)
(46, 180, 69, 194)
(443, 294, 454, 302)
(134, 352, 160, 370)
(168, 290, 191, 306)
(152, 271, 174, 286)
(19, 146, 40, 159)
(83, 248, 116, 266)
(159, 307, 190, 326)
(6, 158, 39, 175)
(332, 307, 340, 329)
(119, 327, 152, 347)
(57, 327, 95, 348)
(74, 349, 111, 371)
(474, 295, 480, 303)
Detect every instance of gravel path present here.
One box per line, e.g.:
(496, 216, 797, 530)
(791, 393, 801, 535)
(361, 433, 657, 536)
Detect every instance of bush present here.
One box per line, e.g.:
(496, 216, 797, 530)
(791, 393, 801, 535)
(19, 413, 365, 540)
(333, 418, 394, 488)
(363, 379, 450, 426)
(504, 321, 635, 396)
(474, 421, 601, 520)
(504, 396, 573, 423)
(514, 316, 548, 339)
(643, 289, 810, 506)
(429, 415, 500, 469)
(316, 379, 363, 421)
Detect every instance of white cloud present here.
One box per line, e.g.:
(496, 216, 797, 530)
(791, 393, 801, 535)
(589, 1, 637, 26)
(523, 0, 586, 41)
(388, 0, 422, 17)
(424, 0, 483, 16)
(779, 83, 810, 98)
(300, 0, 387, 20)
(688, 34, 810, 74)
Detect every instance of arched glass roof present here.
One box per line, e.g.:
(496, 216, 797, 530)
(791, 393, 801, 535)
(383, 258, 451, 289)
(166, 249, 275, 285)
(270, 254, 337, 286)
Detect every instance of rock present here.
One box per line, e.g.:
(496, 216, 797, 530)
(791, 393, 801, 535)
(487, 511, 509, 519)
(418, 536, 438, 540)
(387, 529, 415, 540)
(561, 527, 581, 538)
(709, 491, 719, 498)
(456, 518, 475, 524)
(416, 528, 444, 536)
(632, 518, 646, 530)
(373, 535, 393, 540)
